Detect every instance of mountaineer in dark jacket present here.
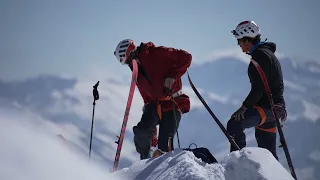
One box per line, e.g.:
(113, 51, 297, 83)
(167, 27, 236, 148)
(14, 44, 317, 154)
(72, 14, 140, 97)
(227, 20, 287, 160)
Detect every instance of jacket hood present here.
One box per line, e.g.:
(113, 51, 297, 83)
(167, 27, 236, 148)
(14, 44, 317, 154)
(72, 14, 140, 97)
(136, 42, 155, 54)
(248, 41, 276, 55)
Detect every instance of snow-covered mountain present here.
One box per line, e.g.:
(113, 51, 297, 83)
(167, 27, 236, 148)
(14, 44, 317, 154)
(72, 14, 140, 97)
(0, 54, 319, 180)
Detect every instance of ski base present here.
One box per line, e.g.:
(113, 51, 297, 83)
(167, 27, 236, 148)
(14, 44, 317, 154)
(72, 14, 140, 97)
(112, 59, 139, 172)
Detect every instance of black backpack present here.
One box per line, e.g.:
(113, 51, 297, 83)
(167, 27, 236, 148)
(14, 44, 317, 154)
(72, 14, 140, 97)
(183, 143, 218, 164)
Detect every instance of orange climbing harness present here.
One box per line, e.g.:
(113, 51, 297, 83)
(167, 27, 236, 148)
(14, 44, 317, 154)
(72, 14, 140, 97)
(156, 90, 183, 120)
(253, 105, 277, 133)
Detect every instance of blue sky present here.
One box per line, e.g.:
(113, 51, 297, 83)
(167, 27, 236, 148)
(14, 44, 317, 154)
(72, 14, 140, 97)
(1, 0, 319, 81)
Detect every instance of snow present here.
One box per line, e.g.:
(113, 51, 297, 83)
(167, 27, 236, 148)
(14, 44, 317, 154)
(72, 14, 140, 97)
(114, 147, 294, 180)
(0, 110, 295, 180)
(221, 147, 294, 180)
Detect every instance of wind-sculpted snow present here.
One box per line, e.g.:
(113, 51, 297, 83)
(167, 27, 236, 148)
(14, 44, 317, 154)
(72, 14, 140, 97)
(113, 147, 294, 180)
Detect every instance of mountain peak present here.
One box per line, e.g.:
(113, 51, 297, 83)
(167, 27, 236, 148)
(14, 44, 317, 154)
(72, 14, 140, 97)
(113, 147, 295, 180)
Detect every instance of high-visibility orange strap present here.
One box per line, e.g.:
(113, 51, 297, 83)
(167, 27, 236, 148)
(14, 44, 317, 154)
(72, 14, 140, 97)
(157, 96, 182, 120)
(157, 104, 162, 120)
(253, 105, 277, 133)
(253, 105, 266, 126)
(255, 126, 277, 133)
(159, 96, 171, 101)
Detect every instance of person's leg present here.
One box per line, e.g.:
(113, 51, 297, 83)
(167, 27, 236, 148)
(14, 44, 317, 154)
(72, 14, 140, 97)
(133, 103, 159, 159)
(255, 107, 279, 160)
(158, 108, 181, 152)
(255, 127, 278, 160)
(227, 107, 263, 152)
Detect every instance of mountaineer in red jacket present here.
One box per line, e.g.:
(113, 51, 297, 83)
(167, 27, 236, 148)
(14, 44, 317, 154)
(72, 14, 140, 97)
(114, 39, 192, 159)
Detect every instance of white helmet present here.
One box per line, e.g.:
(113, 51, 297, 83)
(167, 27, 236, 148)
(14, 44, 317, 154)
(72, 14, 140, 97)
(231, 20, 260, 39)
(114, 39, 136, 65)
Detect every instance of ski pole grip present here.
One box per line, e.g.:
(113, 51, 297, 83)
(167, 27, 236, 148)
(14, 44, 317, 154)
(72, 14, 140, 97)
(93, 81, 100, 101)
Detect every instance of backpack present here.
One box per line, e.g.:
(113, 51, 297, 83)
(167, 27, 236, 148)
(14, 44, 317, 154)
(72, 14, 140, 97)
(184, 143, 218, 164)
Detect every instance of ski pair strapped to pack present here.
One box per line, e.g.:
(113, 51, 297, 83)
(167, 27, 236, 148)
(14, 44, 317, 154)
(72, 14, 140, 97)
(251, 59, 297, 180)
(113, 59, 138, 172)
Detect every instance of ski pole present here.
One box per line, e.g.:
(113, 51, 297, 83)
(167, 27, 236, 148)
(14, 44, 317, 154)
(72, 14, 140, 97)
(187, 71, 240, 150)
(251, 59, 297, 179)
(89, 81, 100, 162)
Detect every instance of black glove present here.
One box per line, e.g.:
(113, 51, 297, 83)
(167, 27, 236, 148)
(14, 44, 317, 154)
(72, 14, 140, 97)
(231, 105, 248, 121)
(275, 104, 287, 126)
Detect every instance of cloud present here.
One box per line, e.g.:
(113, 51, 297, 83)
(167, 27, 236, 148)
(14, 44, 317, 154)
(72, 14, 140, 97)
(284, 79, 306, 92)
(208, 92, 230, 104)
(182, 85, 204, 110)
(0, 106, 88, 154)
(308, 66, 320, 73)
(302, 100, 320, 122)
(0, 107, 120, 180)
(58, 123, 89, 153)
(40, 73, 147, 167)
(94, 132, 135, 161)
(309, 150, 320, 162)
(295, 167, 316, 180)
(195, 47, 251, 65)
(193, 46, 287, 66)
(47, 77, 145, 136)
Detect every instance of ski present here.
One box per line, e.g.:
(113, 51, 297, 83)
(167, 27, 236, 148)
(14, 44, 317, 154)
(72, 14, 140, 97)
(251, 59, 297, 180)
(187, 72, 240, 150)
(113, 59, 138, 172)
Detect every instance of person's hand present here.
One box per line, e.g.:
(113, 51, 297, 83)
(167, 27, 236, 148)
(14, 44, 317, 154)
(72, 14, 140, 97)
(231, 105, 248, 121)
(275, 104, 287, 127)
(164, 78, 175, 89)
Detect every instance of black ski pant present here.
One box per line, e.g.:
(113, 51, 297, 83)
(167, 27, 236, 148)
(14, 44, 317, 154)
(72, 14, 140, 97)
(133, 102, 181, 158)
(226, 106, 281, 160)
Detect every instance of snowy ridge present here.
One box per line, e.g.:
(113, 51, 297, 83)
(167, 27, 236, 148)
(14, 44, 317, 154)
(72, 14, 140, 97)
(0, 110, 294, 180)
(222, 147, 294, 180)
(114, 149, 225, 180)
(113, 147, 294, 180)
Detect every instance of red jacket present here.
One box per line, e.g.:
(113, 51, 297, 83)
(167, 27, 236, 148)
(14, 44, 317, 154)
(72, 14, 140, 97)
(134, 42, 192, 115)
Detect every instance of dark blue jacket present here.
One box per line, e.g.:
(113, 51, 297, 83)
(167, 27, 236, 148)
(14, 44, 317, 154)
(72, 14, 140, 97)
(243, 42, 286, 108)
